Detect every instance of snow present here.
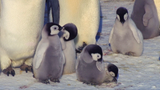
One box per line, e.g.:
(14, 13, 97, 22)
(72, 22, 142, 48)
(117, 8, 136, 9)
(1, 1, 160, 90)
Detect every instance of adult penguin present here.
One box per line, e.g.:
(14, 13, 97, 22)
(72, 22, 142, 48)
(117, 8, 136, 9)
(60, 23, 78, 74)
(57, 0, 100, 52)
(154, 0, 160, 27)
(0, 0, 45, 76)
(131, 0, 160, 39)
(0, 0, 1, 28)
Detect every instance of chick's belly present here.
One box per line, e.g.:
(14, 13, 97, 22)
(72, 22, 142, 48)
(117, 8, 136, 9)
(112, 38, 133, 53)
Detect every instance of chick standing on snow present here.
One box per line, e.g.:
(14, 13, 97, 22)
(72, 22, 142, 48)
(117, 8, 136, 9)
(60, 23, 78, 74)
(109, 7, 143, 56)
(32, 23, 65, 84)
(76, 44, 118, 85)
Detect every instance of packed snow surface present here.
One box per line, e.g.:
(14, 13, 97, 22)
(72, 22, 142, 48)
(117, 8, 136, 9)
(0, 1, 160, 90)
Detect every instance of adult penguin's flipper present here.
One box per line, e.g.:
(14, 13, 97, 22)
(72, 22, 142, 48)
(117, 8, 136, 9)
(50, 0, 60, 24)
(44, 0, 60, 24)
(44, 0, 50, 25)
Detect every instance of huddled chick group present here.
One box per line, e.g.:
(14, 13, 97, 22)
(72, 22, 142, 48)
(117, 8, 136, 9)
(32, 22, 118, 85)
(32, 23, 78, 84)
(0, 0, 160, 87)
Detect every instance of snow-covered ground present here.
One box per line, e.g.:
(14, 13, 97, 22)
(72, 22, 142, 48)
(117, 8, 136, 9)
(1, 1, 160, 90)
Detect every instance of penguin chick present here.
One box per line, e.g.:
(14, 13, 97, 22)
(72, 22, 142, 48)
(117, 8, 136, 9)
(60, 23, 78, 74)
(109, 7, 143, 56)
(103, 61, 119, 83)
(76, 44, 118, 85)
(32, 23, 65, 84)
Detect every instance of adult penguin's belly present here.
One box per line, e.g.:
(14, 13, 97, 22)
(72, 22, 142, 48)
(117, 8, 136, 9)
(0, 0, 45, 60)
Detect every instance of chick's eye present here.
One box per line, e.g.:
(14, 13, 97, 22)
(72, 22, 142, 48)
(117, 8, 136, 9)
(54, 27, 58, 30)
(51, 25, 59, 30)
(97, 55, 99, 57)
(97, 54, 101, 59)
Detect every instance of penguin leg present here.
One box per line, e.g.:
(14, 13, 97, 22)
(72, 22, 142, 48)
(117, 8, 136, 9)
(0, 47, 14, 76)
(20, 64, 32, 73)
(20, 58, 32, 73)
(36, 71, 50, 84)
(90, 82, 97, 86)
(39, 79, 50, 84)
(50, 78, 60, 83)
(76, 42, 87, 53)
(116, 50, 121, 54)
(3, 65, 15, 76)
(82, 81, 90, 85)
(125, 52, 135, 56)
(90, 79, 98, 85)
(83, 81, 97, 85)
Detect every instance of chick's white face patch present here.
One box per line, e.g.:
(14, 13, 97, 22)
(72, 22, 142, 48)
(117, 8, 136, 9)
(63, 30, 70, 40)
(116, 14, 120, 21)
(109, 71, 115, 77)
(50, 25, 60, 35)
(124, 13, 128, 21)
(91, 53, 101, 61)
